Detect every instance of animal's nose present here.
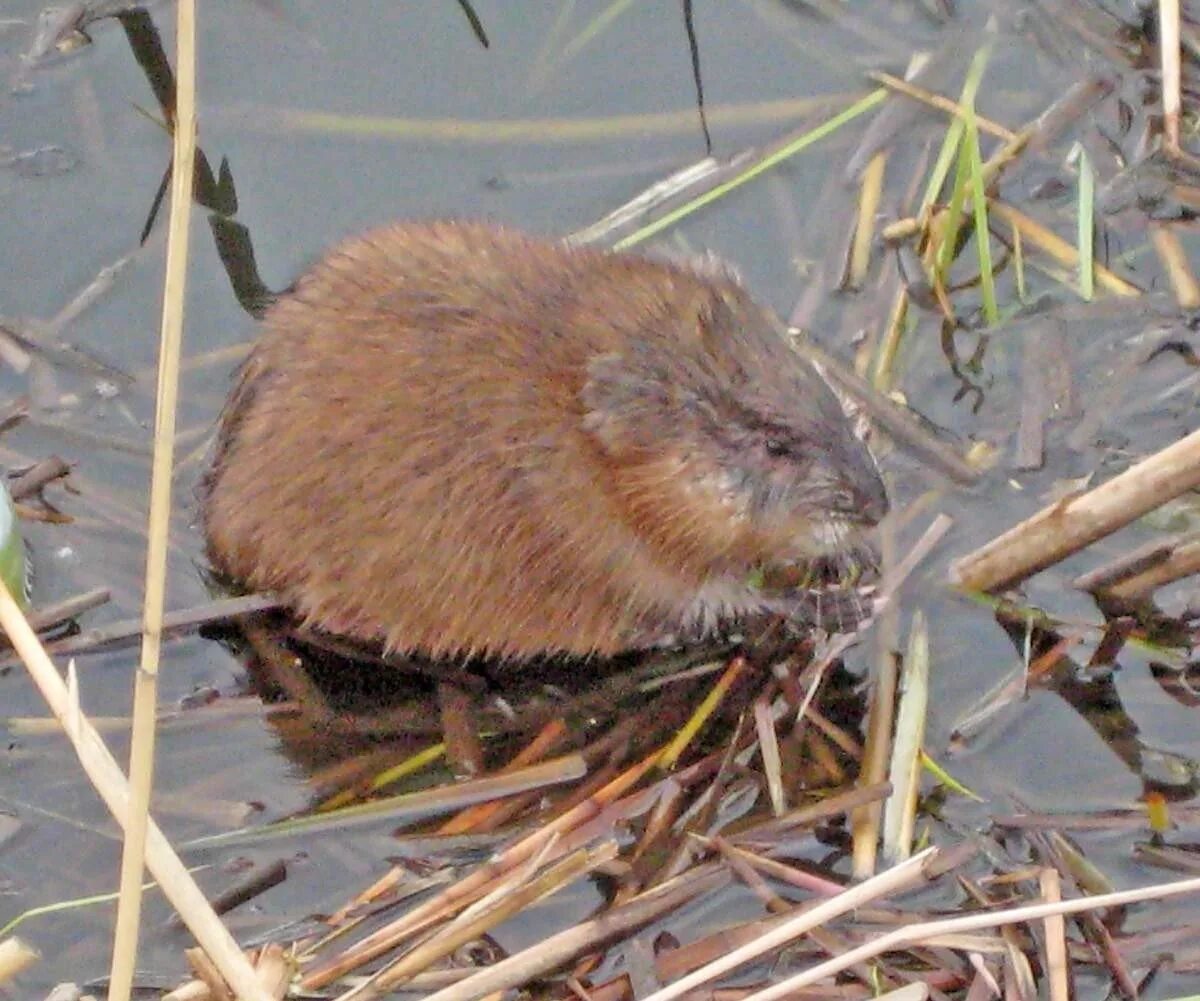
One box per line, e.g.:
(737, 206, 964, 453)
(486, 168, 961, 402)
(842, 438, 888, 526)
(857, 468, 889, 525)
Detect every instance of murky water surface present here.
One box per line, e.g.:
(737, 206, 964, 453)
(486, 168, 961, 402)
(2, 1, 1199, 993)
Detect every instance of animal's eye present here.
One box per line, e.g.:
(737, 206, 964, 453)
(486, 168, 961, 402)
(764, 437, 789, 457)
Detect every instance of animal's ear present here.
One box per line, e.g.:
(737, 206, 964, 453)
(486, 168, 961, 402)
(580, 352, 668, 457)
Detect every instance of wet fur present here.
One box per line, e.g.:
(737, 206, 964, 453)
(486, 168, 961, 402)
(203, 221, 886, 660)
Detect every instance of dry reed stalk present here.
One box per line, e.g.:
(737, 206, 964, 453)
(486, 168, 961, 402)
(1149, 222, 1200, 309)
(713, 836, 789, 913)
(1104, 533, 1200, 601)
(627, 776, 685, 864)
(10, 593, 281, 664)
(753, 697, 785, 815)
(882, 611, 928, 863)
(634, 849, 935, 1001)
(986, 200, 1139, 298)
(735, 872, 1200, 1001)
(798, 339, 979, 484)
(716, 842, 844, 895)
(950, 427, 1200, 593)
(162, 979, 212, 1001)
(847, 152, 886, 289)
(1039, 869, 1069, 1001)
(184, 947, 234, 1001)
(872, 285, 909, 392)
(850, 625, 898, 879)
(0, 580, 271, 1000)
(23, 587, 110, 632)
(0, 938, 39, 984)
(438, 719, 569, 834)
(273, 93, 874, 147)
(420, 862, 731, 1001)
(186, 755, 587, 850)
(650, 908, 815, 985)
(865, 70, 1016, 142)
(301, 747, 664, 989)
(368, 843, 619, 994)
(109, 0, 197, 987)
(1161, 0, 1182, 151)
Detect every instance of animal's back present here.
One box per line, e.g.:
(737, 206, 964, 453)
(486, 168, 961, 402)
(204, 221, 742, 658)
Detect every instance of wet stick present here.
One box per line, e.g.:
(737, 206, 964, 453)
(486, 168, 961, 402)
(950, 428, 1200, 593)
(1096, 532, 1200, 603)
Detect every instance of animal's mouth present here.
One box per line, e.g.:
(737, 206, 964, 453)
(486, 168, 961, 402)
(807, 516, 881, 568)
(759, 519, 880, 595)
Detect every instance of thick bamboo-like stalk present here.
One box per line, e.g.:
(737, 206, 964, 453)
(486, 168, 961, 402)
(950, 428, 1200, 593)
(0, 582, 273, 1001)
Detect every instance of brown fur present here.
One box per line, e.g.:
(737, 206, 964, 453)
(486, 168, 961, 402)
(202, 220, 887, 660)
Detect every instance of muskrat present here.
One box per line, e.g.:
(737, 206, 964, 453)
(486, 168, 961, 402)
(202, 220, 888, 661)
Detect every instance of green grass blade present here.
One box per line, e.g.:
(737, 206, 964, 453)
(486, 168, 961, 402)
(963, 103, 999, 325)
(614, 87, 888, 250)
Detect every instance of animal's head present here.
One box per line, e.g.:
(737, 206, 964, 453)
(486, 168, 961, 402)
(580, 285, 887, 577)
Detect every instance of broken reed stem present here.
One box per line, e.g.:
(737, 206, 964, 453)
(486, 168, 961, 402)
(438, 719, 569, 834)
(1104, 532, 1200, 601)
(950, 427, 1200, 593)
(0, 579, 271, 1001)
(847, 152, 886, 289)
(986, 200, 1139, 298)
(372, 843, 618, 993)
(1039, 868, 1069, 1001)
(419, 863, 733, 1001)
(736, 870, 1200, 1001)
(1161, 0, 1182, 150)
(850, 633, 898, 877)
(109, 1, 197, 998)
(882, 610, 928, 863)
(625, 849, 935, 1001)
(301, 747, 664, 989)
(866, 70, 1016, 142)
(0, 937, 40, 984)
(1149, 222, 1200, 309)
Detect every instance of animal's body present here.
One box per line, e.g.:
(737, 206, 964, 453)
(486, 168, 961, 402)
(203, 221, 887, 660)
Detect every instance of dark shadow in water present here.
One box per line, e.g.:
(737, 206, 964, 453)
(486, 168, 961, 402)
(995, 605, 1200, 801)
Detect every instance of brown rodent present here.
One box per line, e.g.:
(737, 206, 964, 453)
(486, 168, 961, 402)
(202, 220, 887, 661)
